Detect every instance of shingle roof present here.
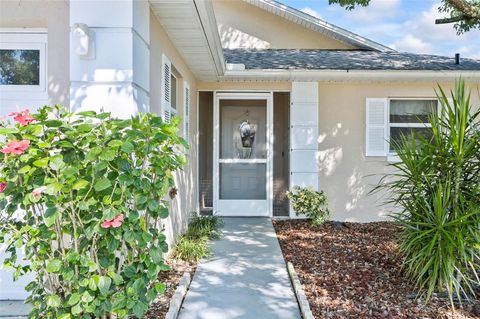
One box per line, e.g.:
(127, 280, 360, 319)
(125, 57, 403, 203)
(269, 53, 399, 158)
(224, 49, 480, 71)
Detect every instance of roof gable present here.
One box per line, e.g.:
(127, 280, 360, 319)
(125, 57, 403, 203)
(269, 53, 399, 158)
(239, 0, 393, 52)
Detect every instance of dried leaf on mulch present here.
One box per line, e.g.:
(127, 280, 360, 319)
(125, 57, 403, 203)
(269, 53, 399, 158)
(143, 258, 196, 319)
(273, 220, 480, 319)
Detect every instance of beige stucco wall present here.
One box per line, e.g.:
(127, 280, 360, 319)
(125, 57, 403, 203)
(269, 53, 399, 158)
(0, 0, 70, 106)
(150, 11, 199, 248)
(318, 81, 480, 222)
(212, 0, 356, 50)
(198, 79, 480, 222)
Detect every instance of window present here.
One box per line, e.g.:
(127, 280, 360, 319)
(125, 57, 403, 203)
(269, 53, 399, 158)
(388, 99, 438, 153)
(0, 49, 40, 85)
(0, 32, 47, 94)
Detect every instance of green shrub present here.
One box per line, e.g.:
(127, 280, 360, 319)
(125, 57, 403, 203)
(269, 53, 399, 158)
(185, 215, 222, 240)
(0, 106, 187, 318)
(286, 186, 330, 225)
(175, 237, 209, 263)
(376, 79, 480, 306)
(174, 215, 221, 262)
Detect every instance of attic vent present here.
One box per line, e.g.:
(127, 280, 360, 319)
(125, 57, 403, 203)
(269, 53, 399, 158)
(226, 63, 246, 71)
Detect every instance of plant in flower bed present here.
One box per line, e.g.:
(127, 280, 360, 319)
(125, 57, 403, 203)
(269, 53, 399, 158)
(174, 215, 221, 262)
(286, 186, 330, 225)
(376, 79, 480, 306)
(0, 106, 187, 318)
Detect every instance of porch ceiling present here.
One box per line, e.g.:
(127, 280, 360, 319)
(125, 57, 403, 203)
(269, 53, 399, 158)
(149, 0, 225, 81)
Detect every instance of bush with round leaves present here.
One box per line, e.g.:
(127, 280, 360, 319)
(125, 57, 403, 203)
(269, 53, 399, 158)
(0, 106, 187, 318)
(286, 186, 330, 225)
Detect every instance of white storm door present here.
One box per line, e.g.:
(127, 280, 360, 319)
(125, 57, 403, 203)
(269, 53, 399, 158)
(213, 93, 273, 217)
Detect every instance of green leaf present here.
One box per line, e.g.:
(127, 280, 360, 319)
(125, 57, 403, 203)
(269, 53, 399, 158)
(76, 123, 93, 133)
(121, 141, 134, 153)
(88, 276, 98, 291)
(33, 158, 49, 168)
(49, 156, 65, 171)
(82, 291, 94, 303)
(46, 294, 61, 308)
(108, 271, 124, 285)
(18, 165, 31, 174)
(67, 293, 81, 306)
(46, 259, 62, 273)
(132, 302, 148, 318)
(99, 149, 116, 161)
(155, 282, 166, 294)
(44, 120, 63, 127)
(43, 207, 58, 227)
(0, 127, 18, 134)
(76, 110, 97, 117)
(72, 179, 89, 191)
(98, 276, 112, 295)
(63, 167, 79, 177)
(94, 178, 112, 192)
(71, 303, 82, 315)
(108, 140, 123, 148)
(150, 247, 163, 264)
(135, 194, 148, 205)
(85, 146, 102, 161)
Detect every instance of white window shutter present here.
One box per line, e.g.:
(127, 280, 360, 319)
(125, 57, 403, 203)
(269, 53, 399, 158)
(183, 80, 190, 141)
(365, 98, 388, 156)
(161, 54, 171, 122)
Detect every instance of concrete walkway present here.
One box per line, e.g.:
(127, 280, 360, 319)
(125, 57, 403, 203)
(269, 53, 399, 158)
(178, 218, 301, 319)
(0, 300, 30, 319)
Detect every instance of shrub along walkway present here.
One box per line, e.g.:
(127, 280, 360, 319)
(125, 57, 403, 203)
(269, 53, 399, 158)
(177, 217, 301, 319)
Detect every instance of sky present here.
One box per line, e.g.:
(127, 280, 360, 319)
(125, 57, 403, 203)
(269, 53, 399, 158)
(281, 0, 480, 59)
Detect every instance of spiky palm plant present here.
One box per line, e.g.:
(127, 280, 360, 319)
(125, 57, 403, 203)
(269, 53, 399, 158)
(375, 79, 480, 307)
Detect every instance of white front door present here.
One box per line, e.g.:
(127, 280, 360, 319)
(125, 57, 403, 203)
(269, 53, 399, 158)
(213, 93, 273, 216)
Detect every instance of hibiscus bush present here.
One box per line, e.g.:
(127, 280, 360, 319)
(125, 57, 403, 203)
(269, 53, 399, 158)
(0, 105, 187, 318)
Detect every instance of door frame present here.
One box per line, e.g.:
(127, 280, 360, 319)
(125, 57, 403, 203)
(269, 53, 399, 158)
(212, 92, 274, 217)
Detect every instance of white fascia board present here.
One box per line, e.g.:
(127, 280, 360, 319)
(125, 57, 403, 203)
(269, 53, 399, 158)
(193, 0, 226, 76)
(222, 69, 480, 82)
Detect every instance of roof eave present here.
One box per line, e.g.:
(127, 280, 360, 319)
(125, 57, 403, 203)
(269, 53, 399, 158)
(194, 0, 226, 76)
(222, 69, 480, 82)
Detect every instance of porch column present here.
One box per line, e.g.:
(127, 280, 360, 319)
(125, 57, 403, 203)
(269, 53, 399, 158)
(289, 82, 319, 218)
(69, 0, 150, 118)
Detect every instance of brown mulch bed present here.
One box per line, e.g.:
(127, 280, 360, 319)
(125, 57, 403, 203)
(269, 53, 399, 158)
(144, 258, 196, 319)
(273, 220, 480, 319)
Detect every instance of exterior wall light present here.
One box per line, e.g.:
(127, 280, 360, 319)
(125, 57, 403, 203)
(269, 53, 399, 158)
(72, 23, 95, 59)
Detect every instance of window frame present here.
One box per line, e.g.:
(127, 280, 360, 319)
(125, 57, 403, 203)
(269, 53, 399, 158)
(0, 30, 47, 98)
(387, 97, 439, 161)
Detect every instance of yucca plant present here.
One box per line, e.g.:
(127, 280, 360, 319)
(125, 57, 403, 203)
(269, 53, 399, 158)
(375, 79, 480, 307)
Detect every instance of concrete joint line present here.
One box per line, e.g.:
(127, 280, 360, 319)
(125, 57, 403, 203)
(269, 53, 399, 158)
(287, 261, 315, 319)
(165, 272, 192, 319)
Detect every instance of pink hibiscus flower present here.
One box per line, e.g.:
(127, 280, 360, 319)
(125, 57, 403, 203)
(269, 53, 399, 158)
(1, 140, 30, 155)
(9, 109, 35, 126)
(0, 182, 6, 193)
(32, 186, 47, 198)
(101, 214, 124, 229)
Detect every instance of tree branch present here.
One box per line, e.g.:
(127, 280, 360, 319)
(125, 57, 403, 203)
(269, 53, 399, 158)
(436, 15, 466, 24)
